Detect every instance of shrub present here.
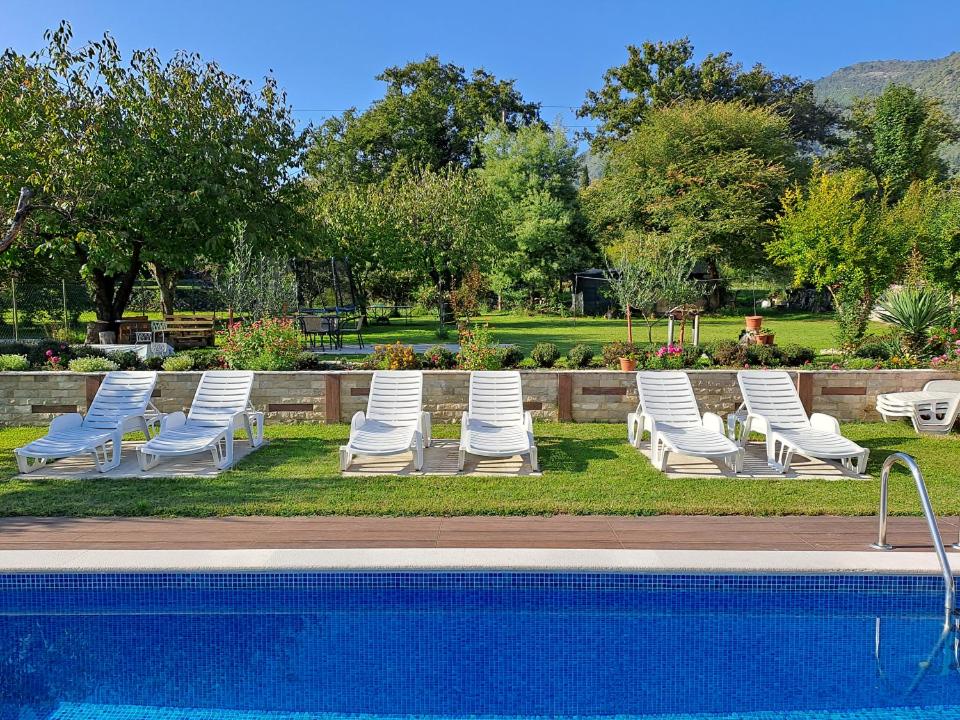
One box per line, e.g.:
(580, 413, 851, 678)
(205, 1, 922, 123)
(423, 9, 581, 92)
(705, 340, 746, 367)
(382, 342, 421, 370)
(601, 341, 641, 367)
(844, 357, 882, 370)
(0, 354, 29, 371)
(778, 344, 816, 366)
(68, 357, 119, 373)
(162, 353, 195, 372)
(530, 342, 561, 368)
(496, 345, 524, 369)
(746, 343, 782, 368)
(218, 317, 302, 371)
(107, 350, 143, 370)
(567, 344, 594, 369)
(458, 324, 501, 371)
(421, 345, 456, 369)
(517, 357, 536, 369)
(294, 352, 324, 371)
(183, 348, 225, 370)
(144, 356, 165, 371)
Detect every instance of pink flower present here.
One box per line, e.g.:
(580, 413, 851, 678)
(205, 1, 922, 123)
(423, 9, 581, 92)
(951, 328, 958, 335)
(45, 350, 53, 357)
(830, 363, 840, 370)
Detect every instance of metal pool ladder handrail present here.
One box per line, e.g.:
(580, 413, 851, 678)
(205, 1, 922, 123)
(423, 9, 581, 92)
(871, 452, 957, 631)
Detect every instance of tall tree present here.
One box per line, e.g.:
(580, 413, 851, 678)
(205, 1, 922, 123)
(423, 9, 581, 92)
(838, 83, 959, 201)
(0, 23, 306, 325)
(582, 101, 798, 291)
(770, 166, 905, 348)
(306, 56, 540, 186)
(478, 123, 596, 302)
(578, 38, 839, 152)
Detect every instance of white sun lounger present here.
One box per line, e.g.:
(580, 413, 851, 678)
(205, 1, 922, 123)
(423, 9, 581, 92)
(634, 371, 743, 473)
(459, 371, 538, 471)
(340, 370, 431, 471)
(137, 370, 264, 471)
(15, 371, 159, 474)
(876, 380, 960, 434)
(737, 370, 869, 474)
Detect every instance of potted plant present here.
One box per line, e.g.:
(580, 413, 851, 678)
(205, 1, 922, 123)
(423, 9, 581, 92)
(619, 353, 637, 372)
(755, 327, 775, 345)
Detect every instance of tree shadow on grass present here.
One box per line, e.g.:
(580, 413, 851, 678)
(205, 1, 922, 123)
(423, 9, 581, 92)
(540, 435, 622, 473)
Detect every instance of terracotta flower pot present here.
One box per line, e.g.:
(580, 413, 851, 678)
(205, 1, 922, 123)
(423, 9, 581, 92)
(745, 315, 763, 332)
(618, 357, 637, 372)
(756, 333, 774, 346)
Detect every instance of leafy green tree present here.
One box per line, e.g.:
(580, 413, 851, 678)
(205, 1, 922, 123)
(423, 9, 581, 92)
(0, 23, 305, 325)
(583, 101, 798, 286)
(578, 38, 839, 152)
(769, 166, 905, 347)
(839, 84, 959, 201)
(478, 123, 596, 302)
(306, 56, 540, 186)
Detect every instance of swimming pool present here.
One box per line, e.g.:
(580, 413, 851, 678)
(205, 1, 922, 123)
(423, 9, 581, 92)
(1, 572, 958, 719)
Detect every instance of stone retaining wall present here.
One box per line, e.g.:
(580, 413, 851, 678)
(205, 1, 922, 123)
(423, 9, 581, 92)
(0, 369, 956, 426)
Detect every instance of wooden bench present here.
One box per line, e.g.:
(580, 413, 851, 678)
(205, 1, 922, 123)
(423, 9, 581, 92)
(164, 315, 215, 348)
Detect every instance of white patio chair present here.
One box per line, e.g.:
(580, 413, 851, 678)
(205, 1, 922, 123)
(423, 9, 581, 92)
(15, 371, 159, 474)
(736, 370, 869, 474)
(876, 380, 960, 434)
(635, 371, 743, 473)
(459, 371, 538, 471)
(339, 370, 431, 471)
(137, 370, 264, 471)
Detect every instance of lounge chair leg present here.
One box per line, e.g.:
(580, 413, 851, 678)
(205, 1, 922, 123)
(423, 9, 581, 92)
(457, 447, 466, 471)
(15, 454, 46, 474)
(217, 436, 234, 470)
(529, 446, 539, 472)
(781, 449, 794, 473)
(765, 436, 779, 471)
(339, 447, 351, 471)
(656, 444, 668, 472)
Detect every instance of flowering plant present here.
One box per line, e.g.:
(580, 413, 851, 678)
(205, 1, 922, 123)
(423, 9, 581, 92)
(44, 348, 62, 371)
(655, 343, 682, 358)
(218, 318, 302, 370)
(457, 324, 501, 371)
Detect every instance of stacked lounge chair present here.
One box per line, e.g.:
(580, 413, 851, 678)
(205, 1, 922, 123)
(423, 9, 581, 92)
(876, 380, 960, 434)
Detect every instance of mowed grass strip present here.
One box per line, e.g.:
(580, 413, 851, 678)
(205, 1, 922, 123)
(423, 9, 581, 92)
(0, 422, 956, 517)
(357, 310, 884, 355)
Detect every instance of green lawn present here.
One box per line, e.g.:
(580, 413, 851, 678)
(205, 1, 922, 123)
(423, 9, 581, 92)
(0, 421, 956, 517)
(358, 309, 883, 354)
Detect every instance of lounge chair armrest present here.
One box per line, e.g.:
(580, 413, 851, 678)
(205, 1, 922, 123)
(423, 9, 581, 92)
(810, 412, 841, 435)
(49, 413, 83, 434)
(524, 410, 534, 434)
(350, 411, 366, 432)
(460, 411, 469, 440)
(160, 411, 186, 432)
(702, 412, 724, 435)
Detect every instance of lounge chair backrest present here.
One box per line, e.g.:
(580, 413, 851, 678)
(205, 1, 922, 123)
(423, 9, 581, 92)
(636, 371, 703, 428)
(737, 370, 809, 430)
(924, 379, 960, 394)
(83, 371, 158, 430)
(187, 371, 254, 427)
(469, 371, 524, 426)
(366, 371, 423, 425)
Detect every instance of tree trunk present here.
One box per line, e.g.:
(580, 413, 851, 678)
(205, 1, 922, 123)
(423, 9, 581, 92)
(626, 305, 633, 344)
(149, 264, 179, 317)
(82, 242, 144, 332)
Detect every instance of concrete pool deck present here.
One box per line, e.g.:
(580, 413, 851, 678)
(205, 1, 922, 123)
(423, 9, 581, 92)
(0, 515, 957, 574)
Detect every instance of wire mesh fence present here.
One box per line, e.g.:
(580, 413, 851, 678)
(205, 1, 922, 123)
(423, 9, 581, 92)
(0, 279, 93, 342)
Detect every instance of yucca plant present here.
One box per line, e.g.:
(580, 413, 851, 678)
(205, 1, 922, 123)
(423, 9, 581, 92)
(875, 286, 952, 355)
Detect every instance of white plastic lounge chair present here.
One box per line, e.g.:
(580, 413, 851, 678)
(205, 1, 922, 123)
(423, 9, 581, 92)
(634, 371, 743, 473)
(15, 371, 159, 474)
(736, 370, 869, 474)
(876, 380, 960, 434)
(339, 370, 431, 471)
(459, 371, 538, 471)
(137, 370, 264, 471)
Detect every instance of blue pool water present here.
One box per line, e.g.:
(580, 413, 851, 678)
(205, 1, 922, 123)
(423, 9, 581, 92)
(0, 572, 958, 719)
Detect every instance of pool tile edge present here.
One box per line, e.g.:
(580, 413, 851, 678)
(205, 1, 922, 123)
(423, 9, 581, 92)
(0, 548, 951, 575)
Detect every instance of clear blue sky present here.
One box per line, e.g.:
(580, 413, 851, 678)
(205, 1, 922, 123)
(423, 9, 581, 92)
(2, 0, 958, 130)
